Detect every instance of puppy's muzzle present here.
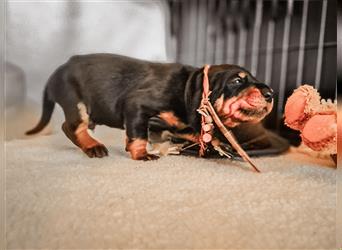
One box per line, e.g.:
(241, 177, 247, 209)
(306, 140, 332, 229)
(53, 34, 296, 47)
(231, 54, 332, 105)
(214, 83, 274, 128)
(255, 83, 274, 103)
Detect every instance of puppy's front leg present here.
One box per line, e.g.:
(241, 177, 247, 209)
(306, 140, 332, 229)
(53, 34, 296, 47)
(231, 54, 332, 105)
(124, 110, 159, 161)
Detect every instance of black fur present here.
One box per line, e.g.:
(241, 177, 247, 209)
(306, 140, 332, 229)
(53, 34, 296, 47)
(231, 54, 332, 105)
(26, 53, 273, 158)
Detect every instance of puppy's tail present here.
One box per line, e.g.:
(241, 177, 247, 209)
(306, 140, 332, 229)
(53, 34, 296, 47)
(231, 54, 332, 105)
(26, 88, 55, 135)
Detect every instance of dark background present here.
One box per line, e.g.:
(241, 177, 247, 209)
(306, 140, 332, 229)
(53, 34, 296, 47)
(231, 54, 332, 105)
(166, 0, 337, 143)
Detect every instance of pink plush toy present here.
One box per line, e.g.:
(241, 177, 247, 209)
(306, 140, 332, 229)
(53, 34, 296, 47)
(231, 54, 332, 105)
(284, 85, 336, 155)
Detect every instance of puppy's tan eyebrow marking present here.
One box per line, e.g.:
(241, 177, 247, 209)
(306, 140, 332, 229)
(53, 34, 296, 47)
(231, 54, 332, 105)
(238, 72, 247, 78)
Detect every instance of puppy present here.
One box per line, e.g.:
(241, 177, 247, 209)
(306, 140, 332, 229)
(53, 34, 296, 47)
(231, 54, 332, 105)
(26, 54, 273, 160)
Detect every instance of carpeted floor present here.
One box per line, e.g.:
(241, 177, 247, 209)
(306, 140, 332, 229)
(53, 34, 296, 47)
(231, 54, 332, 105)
(6, 127, 336, 249)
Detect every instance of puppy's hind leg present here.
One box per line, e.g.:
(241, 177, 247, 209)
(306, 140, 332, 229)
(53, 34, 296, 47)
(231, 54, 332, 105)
(62, 102, 108, 158)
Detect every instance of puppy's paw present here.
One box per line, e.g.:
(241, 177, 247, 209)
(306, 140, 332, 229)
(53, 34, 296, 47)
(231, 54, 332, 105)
(83, 144, 109, 158)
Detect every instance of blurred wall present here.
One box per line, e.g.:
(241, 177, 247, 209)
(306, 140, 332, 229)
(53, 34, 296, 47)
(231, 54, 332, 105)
(6, 1, 168, 103)
(5, 1, 168, 139)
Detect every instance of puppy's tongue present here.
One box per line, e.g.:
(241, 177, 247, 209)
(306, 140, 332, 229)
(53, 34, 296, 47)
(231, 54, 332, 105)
(222, 98, 247, 116)
(222, 96, 256, 116)
(244, 89, 265, 107)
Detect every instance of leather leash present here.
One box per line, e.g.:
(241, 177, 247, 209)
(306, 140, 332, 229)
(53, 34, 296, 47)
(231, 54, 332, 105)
(197, 64, 261, 173)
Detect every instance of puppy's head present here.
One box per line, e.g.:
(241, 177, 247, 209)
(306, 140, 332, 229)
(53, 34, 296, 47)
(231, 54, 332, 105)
(185, 64, 273, 130)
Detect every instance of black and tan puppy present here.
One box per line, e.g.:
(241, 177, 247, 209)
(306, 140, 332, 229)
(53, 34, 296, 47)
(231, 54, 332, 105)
(26, 54, 273, 160)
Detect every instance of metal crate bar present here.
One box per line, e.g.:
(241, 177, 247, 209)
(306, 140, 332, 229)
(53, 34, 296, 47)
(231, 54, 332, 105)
(264, 19, 275, 85)
(296, 0, 308, 87)
(315, 0, 328, 89)
(277, 0, 293, 125)
(251, 0, 263, 76)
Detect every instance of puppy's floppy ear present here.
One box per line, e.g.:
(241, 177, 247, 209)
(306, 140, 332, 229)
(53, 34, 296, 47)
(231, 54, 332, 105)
(208, 71, 227, 102)
(184, 67, 226, 131)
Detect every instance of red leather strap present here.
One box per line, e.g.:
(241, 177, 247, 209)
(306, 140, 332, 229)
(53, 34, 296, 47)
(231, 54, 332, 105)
(202, 64, 210, 100)
(197, 64, 260, 172)
(199, 65, 211, 156)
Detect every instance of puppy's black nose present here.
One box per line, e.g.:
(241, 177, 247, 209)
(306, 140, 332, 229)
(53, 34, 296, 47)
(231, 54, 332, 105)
(261, 87, 273, 103)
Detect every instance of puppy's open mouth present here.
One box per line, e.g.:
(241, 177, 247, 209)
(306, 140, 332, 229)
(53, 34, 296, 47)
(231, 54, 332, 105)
(239, 107, 268, 116)
(215, 87, 273, 127)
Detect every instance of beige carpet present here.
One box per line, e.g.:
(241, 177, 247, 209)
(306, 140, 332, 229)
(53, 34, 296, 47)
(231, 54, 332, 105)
(6, 127, 336, 249)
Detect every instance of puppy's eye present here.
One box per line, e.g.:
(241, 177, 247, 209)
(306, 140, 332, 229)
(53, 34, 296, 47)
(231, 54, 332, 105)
(232, 78, 242, 85)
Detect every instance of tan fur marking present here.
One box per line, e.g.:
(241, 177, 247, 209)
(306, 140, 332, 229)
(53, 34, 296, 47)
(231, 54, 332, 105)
(77, 102, 89, 123)
(126, 139, 148, 160)
(75, 126, 102, 149)
(238, 72, 247, 78)
(75, 102, 102, 149)
(214, 95, 224, 112)
(159, 112, 186, 129)
(175, 133, 199, 143)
